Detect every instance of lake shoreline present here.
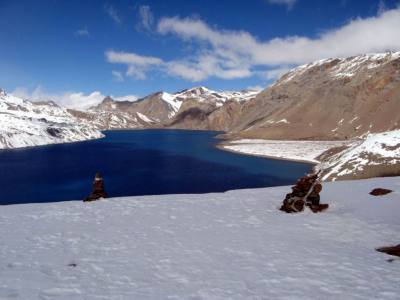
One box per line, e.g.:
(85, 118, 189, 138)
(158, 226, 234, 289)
(216, 141, 318, 165)
(0, 129, 312, 204)
(216, 138, 351, 166)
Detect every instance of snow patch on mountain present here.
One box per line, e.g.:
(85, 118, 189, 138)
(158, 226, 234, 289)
(159, 87, 260, 118)
(136, 112, 155, 123)
(275, 51, 400, 85)
(161, 92, 182, 117)
(0, 90, 103, 149)
(320, 129, 400, 181)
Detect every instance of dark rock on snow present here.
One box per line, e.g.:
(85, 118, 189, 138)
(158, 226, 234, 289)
(84, 172, 108, 202)
(280, 173, 329, 213)
(369, 188, 393, 196)
(376, 244, 400, 257)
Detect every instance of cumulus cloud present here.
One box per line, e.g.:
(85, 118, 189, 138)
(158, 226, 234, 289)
(157, 8, 400, 65)
(136, 5, 154, 31)
(113, 95, 138, 102)
(106, 7, 400, 82)
(74, 27, 89, 37)
(257, 67, 292, 80)
(106, 50, 163, 80)
(266, 0, 297, 10)
(106, 50, 162, 66)
(12, 86, 138, 110)
(104, 3, 122, 24)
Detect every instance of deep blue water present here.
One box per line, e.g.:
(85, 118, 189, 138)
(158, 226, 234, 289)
(0, 130, 312, 205)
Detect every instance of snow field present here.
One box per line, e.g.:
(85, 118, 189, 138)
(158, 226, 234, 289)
(0, 177, 399, 299)
(223, 139, 350, 163)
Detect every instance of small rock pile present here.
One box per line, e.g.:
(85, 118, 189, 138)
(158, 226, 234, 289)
(280, 173, 328, 213)
(369, 188, 392, 196)
(84, 172, 108, 202)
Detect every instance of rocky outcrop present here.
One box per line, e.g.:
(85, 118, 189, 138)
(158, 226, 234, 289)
(318, 129, 400, 181)
(369, 188, 393, 196)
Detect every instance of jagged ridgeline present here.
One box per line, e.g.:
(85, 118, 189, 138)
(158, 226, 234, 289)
(67, 87, 260, 130)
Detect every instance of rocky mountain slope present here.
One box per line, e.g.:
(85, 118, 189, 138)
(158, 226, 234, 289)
(0, 89, 102, 149)
(318, 129, 400, 181)
(72, 87, 260, 130)
(227, 52, 400, 140)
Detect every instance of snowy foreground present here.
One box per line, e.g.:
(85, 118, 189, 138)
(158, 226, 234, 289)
(1, 177, 399, 299)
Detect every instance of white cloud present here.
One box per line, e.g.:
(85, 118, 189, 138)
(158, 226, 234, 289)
(104, 3, 121, 24)
(113, 95, 138, 102)
(246, 85, 264, 92)
(74, 27, 89, 37)
(106, 7, 400, 82)
(106, 50, 162, 66)
(12, 86, 138, 110)
(112, 70, 124, 82)
(106, 50, 163, 80)
(257, 67, 292, 80)
(136, 5, 154, 31)
(266, 0, 297, 10)
(166, 54, 252, 81)
(158, 8, 400, 64)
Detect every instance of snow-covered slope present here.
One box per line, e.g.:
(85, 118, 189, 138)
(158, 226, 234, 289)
(320, 129, 400, 181)
(171, 86, 260, 109)
(223, 139, 351, 163)
(221, 130, 400, 181)
(275, 51, 400, 86)
(155, 87, 260, 119)
(0, 177, 399, 299)
(69, 109, 158, 130)
(0, 90, 103, 149)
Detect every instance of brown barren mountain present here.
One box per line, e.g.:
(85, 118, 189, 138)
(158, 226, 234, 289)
(225, 52, 400, 140)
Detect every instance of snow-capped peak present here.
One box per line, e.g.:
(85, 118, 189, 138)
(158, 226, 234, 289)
(161, 92, 182, 114)
(158, 87, 260, 118)
(175, 86, 212, 98)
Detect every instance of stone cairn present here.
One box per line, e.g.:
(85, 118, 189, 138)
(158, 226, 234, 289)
(84, 172, 108, 202)
(280, 172, 328, 213)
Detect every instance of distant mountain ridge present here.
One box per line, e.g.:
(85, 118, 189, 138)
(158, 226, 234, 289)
(68, 86, 260, 130)
(76, 52, 400, 139)
(0, 90, 102, 149)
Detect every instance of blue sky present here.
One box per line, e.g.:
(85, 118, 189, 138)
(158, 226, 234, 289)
(1, 0, 400, 108)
